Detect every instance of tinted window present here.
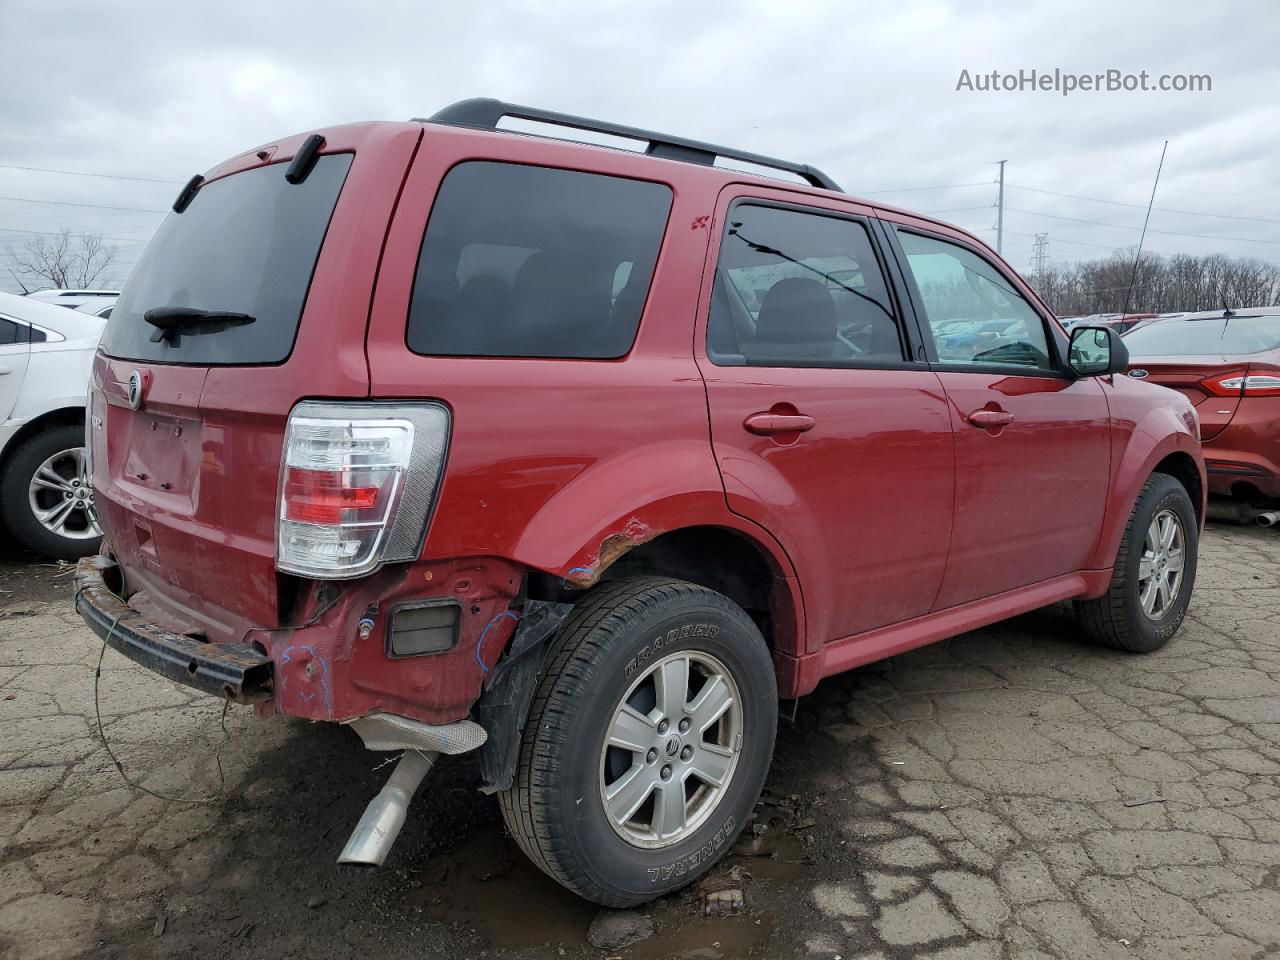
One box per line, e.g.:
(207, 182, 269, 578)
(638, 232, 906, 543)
(899, 231, 1053, 371)
(1124, 315, 1280, 356)
(102, 154, 352, 365)
(708, 205, 900, 367)
(407, 162, 672, 359)
(0, 319, 24, 346)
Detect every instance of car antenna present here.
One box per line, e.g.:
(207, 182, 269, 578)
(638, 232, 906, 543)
(1119, 139, 1169, 320)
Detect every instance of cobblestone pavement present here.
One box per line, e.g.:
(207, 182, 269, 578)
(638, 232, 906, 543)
(1, 524, 1278, 959)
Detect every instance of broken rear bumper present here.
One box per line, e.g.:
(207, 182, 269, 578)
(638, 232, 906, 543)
(74, 554, 273, 704)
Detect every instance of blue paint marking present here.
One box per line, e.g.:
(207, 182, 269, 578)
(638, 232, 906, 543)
(476, 611, 520, 674)
(279, 642, 333, 714)
(566, 566, 594, 578)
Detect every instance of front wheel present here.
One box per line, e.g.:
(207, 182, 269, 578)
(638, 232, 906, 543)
(1075, 473, 1198, 653)
(500, 577, 777, 906)
(0, 424, 102, 561)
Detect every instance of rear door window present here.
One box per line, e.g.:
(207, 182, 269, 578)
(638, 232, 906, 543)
(0, 318, 27, 346)
(102, 154, 353, 365)
(707, 203, 903, 367)
(407, 162, 672, 359)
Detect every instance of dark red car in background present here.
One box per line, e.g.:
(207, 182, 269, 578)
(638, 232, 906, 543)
(1124, 309, 1280, 506)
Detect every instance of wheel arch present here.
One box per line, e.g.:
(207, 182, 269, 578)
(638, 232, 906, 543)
(0, 406, 85, 468)
(1085, 415, 1206, 593)
(573, 525, 801, 658)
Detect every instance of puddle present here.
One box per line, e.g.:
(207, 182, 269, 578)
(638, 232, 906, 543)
(402, 801, 807, 957)
(405, 829, 596, 950)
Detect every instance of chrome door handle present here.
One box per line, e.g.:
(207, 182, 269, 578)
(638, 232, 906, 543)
(967, 409, 1014, 428)
(743, 412, 816, 435)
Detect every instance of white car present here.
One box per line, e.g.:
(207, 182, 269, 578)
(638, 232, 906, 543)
(26, 288, 120, 316)
(0, 291, 103, 559)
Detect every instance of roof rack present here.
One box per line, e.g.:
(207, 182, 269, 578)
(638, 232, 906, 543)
(417, 98, 842, 192)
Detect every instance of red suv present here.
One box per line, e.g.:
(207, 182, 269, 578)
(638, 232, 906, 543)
(76, 99, 1205, 907)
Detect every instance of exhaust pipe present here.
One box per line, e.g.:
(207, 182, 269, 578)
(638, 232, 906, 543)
(1257, 512, 1280, 528)
(338, 749, 437, 867)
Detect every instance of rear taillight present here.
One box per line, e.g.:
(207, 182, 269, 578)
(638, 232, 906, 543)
(1201, 372, 1280, 397)
(276, 401, 449, 579)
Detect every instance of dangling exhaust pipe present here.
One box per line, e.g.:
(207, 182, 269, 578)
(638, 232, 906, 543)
(339, 749, 437, 867)
(337, 714, 489, 868)
(1257, 511, 1280, 528)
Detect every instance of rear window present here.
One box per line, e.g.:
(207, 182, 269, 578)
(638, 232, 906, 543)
(407, 162, 672, 359)
(1124, 315, 1280, 356)
(102, 154, 352, 365)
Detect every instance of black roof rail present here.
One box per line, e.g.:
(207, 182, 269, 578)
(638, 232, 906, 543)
(416, 98, 842, 193)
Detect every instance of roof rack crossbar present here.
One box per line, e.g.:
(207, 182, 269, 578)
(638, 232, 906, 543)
(416, 98, 842, 192)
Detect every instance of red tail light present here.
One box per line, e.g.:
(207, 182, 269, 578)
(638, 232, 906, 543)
(283, 468, 380, 525)
(276, 401, 451, 580)
(1201, 371, 1280, 397)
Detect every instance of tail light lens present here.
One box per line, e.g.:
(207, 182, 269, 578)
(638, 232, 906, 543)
(276, 401, 450, 579)
(1201, 372, 1280, 397)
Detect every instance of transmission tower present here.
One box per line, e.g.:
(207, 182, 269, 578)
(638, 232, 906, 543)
(1031, 233, 1049, 276)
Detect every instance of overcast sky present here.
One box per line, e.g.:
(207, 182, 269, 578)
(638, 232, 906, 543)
(1, 0, 1277, 294)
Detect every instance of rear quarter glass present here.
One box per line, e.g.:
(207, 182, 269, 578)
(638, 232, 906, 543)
(406, 161, 673, 359)
(102, 154, 353, 366)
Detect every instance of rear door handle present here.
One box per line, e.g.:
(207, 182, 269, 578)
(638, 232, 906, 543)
(967, 409, 1015, 428)
(743, 412, 816, 435)
(0, 366, 10, 375)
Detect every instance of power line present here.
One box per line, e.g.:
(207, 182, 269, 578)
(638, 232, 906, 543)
(0, 227, 151, 244)
(1008, 183, 1280, 225)
(0, 163, 182, 184)
(852, 181, 990, 196)
(919, 205, 995, 216)
(1003, 206, 1280, 245)
(996, 227, 1121, 252)
(0, 195, 167, 214)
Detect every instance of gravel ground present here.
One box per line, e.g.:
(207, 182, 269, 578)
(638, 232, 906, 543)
(1, 522, 1278, 959)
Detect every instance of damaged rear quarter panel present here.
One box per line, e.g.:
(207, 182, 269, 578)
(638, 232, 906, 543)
(253, 556, 525, 725)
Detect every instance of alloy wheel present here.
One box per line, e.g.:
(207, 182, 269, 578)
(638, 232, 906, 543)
(1138, 507, 1185, 619)
(598, 650, 743, 849)
(27, 447, 100, 542)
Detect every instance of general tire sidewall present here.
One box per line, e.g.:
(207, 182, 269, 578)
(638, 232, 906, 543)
(1122, 479, 1198, 648)
(547, 597, 776, 902)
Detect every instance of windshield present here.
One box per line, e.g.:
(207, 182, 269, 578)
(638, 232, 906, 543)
(102, 153, 352, 365)
(1124, 315, 1280, 357)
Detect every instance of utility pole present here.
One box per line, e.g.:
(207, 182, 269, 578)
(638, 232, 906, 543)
(996, 159, 1006, 256)
(1031, 233, 1049, 277)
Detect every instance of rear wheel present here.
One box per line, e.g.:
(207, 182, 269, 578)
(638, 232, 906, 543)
(1, 424, 102, 561)
(499, 577, 777, 906)
(1075, 473, 1198, 653)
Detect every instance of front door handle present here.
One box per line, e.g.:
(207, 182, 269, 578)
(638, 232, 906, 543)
(0, 366, 11, 375)
(967, 409, 1015, 428)
(743, 411, 816, 435)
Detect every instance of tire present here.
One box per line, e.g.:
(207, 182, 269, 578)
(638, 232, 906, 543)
(1075, 473, 1198, 653)
(0, 424, 101, 561)
(499, 577, 777, 906)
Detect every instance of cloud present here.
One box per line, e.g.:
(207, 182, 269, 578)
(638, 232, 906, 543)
(1, 0, 1276, 291)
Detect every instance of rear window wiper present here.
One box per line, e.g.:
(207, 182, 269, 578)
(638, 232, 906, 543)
(144, 306, 256, 345)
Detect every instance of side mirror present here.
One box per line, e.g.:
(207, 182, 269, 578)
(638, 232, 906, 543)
(1068, 325, 1130, 377)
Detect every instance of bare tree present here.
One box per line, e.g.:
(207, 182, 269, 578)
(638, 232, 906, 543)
(1028, 249, 1280, 317)
(5, 229, 118, 291)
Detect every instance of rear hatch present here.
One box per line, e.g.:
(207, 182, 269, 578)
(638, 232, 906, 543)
(88, 124, 421, 636)
(1122, 358, 1245, 440)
